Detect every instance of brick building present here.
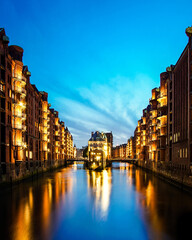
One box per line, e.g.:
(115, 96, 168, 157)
(0, 28, 75, 181)
(132, 27, 192, 173)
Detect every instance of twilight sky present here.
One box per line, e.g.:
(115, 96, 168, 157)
(1, 0, 192, 148)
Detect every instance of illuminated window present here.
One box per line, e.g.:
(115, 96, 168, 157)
(180, 149, 182, 158)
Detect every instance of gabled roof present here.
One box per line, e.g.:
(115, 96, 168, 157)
(89, 131, 107, 141)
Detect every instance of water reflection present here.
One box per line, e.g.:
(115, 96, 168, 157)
(13, 187, 33, 240)
(128, 165, 192, 239)
(133, 168, 164, 239)
(1, 164, 192, 240)
(87, 169, 112, 219)
(0, 167, 73, 240)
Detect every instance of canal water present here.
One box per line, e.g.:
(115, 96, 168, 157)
(0, 162, 192, 240)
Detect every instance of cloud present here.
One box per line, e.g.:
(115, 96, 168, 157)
(54, 74, 153, 148)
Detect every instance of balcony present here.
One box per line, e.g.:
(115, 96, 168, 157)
(22, 125, 27, 131)
(13, 113, 22, 118)
(21, 88, 26, 95)
(149, 97, 157, 103)
(0, 90, 5, 98)
(151, 136, 158, 142)
(42, 109, 48, 113)
(13, 102, 26, 111)
(41, 114, 47, 120)
(160, 131, 167, 137)
(157, 110, 167, 119)
(42, 129, 48, 135)
(12, 124, 22, 130)
(13, 141, 22, 147)
(14, 87, 26, 95)
(157, 103, 167, 110)
(22, 112, 26, 119)
(55, 136, 60, 141)
(13, 75, 26, 83)
(55, 125, 59, 131)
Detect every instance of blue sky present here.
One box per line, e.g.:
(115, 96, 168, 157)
(1, 0, 192, 147)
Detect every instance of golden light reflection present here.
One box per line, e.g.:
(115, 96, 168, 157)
(134, 169, 163, 236)
(120, 163, 129, 172)
(14, 193, 33, 240)
(87, 169, 112, 219)
(127, 164, 133, 185)
(73, 162, 77, 170)
(43, 182, 51, 230)
(12, 167, 73, 240)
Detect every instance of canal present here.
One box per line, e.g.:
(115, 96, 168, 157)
(0, 162, 192, 240)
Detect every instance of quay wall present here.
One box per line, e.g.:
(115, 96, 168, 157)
(0, 159, 67, 184)
(135, 160, 192, 193)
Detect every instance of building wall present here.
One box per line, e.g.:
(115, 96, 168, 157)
(133, 27, 192, 173)
(0, 29, 12, 176)
(88, 132, 109, 161)
(0, 28, 74, 181)
(105, 132, 113, 158)
(171, 39, 191, 169)
(10, 46, 27, 166)
(26, 78, 41, 168)
(112, 144, 127, 159)
(158, 72, 168, 162)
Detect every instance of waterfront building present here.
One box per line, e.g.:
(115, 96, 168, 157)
(76, 148, 84, 159)
(140, 108, 149, 160)
(60, 121, 65, 160)
(112, 143, 127, 159)
(157, 72, 168, 162)
(136, 120, 141, 159)
(148, 88, 159, 162)
(166, 27, 192, 171)
(48, 107, 55, 162)
(105, 132, 113, 158)
(144, 105, 151, 160)
(53, 110, 60, 161)
(26, 80, 41, 166)
(0, 28, 74, 181)
(65, 127, 74, 159)
(73, 145, 77, 158)
(127, 136, 134, 159)
(119, 143, 127, 158)
(0, 28, 12, 176)
(135, 76, 168, 163)
(112, 145, 120, 158)
(9, 45, 27, 175)
(88, 131, 110, 162)
(40, 91, 49, 164)
(133, 27, 192, 174)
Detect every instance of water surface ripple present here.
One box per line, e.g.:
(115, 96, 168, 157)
(0, 162, 192, 240)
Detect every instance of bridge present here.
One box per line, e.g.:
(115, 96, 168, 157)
(67, 158, 137, 164)
(109, 158, 137, 164)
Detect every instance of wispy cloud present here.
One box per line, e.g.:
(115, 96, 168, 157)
(54, 74, 153, 148)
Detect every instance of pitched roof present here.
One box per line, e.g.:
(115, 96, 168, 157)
(89, 131, 107, 141)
